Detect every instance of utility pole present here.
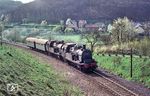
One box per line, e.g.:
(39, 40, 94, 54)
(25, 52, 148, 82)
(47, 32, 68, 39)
(130, 48, 133, 77)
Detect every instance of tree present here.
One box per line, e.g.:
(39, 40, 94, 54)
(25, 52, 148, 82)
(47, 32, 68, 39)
(111, 17, 136, 44)
(0, 14, 6, 46)
(82, 30, 102, 53)
(60, 20, 66, 32)
(52, 25, 62, 32)
(22, 18, 29, 24)
(0, 14, 5, 21)
(3, 15, 9, 24)
(6, 28, 21, 42)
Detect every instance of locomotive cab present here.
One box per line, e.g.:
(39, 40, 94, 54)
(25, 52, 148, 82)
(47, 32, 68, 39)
(76, 49, 97, 71)
(82, 49, 93, 64)
(77, 49, 93, 64)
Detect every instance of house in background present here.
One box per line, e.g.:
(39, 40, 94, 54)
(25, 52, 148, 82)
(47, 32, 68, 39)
(85, 24, 100, 31)
(133, 23, 145, 34)
(78, 20, 87, 28)
(65, 18, 78, 29)
(65, 18, 107, 32)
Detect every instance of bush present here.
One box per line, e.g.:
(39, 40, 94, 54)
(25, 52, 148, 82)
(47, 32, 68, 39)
(52, 25, 62, 32)
(64, 28, 74, 33)
(132, 38, 150, 56)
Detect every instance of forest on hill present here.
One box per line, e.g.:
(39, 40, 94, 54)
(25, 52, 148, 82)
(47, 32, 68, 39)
(8, 0, 150, 23)
(0, 0, 22, 16)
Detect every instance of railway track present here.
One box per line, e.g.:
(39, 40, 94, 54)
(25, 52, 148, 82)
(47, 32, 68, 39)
(92, 70, 139, 96)
(71, 65, 139, 96)
(2, 41, 139, 96)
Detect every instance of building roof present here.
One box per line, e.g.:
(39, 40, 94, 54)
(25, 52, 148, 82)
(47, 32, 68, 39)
(85, 24, 100, 28)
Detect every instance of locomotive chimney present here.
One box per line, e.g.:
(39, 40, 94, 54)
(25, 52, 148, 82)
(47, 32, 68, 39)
(83, 45, 86, 49)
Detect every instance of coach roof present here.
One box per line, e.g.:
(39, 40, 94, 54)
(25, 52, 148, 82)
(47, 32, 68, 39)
(26, 37, 48, 44)
(26, 37, 37, 42)
(34, 39, 48, 44)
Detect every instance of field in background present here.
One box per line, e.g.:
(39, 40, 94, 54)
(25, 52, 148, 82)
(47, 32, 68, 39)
(3, 26, 83, 43)
(48, 34, 82, 43)
(0, 45, 83, 96)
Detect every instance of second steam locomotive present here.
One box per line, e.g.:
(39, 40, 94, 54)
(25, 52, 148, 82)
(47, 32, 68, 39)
(26, 37, 97, 72)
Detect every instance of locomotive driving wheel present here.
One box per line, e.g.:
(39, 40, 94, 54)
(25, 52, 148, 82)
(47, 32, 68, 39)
(77, 65, 80, 69)
(77, 65, 83, 71)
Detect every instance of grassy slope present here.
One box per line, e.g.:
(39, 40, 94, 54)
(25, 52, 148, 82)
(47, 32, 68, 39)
(0, 45, 83, 96)
(94, 54, 150, 88)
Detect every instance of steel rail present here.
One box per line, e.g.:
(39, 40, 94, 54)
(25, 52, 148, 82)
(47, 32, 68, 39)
(93, 70, 139, 96)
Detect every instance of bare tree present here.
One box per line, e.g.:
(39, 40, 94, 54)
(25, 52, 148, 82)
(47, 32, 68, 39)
(82, 30, 101, 53)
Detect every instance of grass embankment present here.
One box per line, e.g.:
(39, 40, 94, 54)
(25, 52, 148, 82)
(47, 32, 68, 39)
(94, 54, 150, 88)
(0, 45, 83, 96)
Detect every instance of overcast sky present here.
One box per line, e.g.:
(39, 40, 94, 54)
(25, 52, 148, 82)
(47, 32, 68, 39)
(14, 0, 34, 3)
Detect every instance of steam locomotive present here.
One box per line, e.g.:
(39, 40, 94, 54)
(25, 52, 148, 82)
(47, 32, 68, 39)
(26, 37, 97, 72)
